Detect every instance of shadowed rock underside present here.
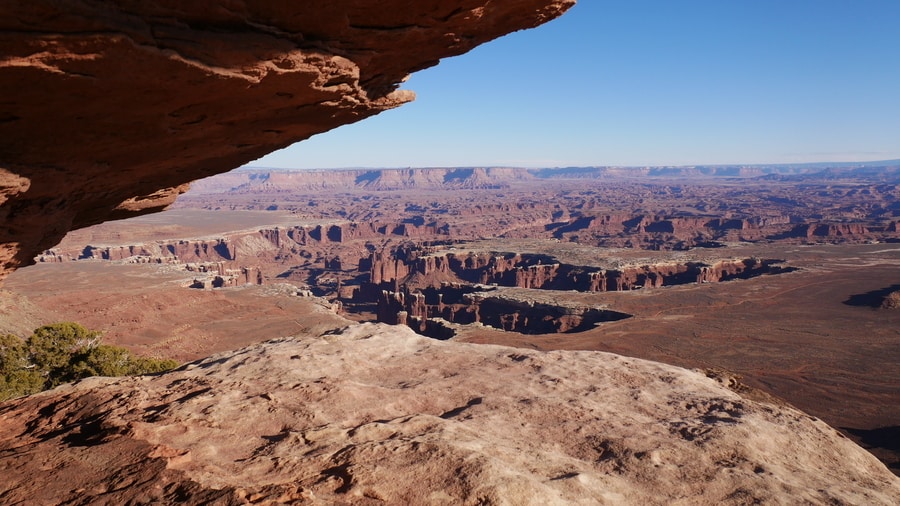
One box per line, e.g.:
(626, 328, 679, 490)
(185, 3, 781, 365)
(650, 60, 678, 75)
(0, 0, 575, 280)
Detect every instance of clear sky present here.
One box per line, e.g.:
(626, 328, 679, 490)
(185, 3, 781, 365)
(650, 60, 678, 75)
(250, 0, 900, 169)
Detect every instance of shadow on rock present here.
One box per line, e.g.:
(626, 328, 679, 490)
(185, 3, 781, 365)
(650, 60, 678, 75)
(843, 284, 900, 308)
(842, 426, 900, 473)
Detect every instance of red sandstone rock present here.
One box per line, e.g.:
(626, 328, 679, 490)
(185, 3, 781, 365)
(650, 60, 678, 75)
(0, 323, 896, 504)
(0, 0, 575, 280)
(171, 167, 900, 252)
(367, 246, 787, 294)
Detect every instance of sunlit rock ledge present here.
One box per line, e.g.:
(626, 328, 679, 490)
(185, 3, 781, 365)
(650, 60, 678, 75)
(0, 323, 896, 504)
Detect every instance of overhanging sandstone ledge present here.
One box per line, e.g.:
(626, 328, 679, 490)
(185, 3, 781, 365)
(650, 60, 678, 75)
(0, 0, 575, 280)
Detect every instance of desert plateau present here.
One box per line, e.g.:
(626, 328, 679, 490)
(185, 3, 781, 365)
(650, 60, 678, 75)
(2, 0, 899, 504)
(3, 164, 899, 503)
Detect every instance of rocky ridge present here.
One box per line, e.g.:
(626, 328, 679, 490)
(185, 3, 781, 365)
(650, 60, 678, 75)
(187, 164, 900, 194)
(0, 0, 575, 280)
(0, 323, 897, 505)
(193, 167, 533, 193)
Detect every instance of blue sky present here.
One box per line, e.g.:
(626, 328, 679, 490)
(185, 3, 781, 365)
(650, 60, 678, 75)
(251, 0, 900, 169)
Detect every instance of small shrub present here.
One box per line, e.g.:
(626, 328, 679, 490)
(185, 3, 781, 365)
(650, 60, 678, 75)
(27, 323, 101, 387)
(127, 356, 181, 375)
(0, 334, 45, 398)
(881, 290, 900, 309)
(0, 333, 30, 373)
(0, 323, 179, 402)
(69, 344, 134, 378)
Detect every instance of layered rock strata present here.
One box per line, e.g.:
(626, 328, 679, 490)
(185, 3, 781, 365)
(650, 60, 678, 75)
(0, 0, 575, 280)
(177, 167, 900, 249)
(369, 249, 793, 292)
(0, 323, 897, 504)
(376, 284, 633, 336)
(36, 222, 445, 265)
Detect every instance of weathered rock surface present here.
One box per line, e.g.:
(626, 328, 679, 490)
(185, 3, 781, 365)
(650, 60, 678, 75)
(0, 0, 574, 279)
(0, 323, 897, 504)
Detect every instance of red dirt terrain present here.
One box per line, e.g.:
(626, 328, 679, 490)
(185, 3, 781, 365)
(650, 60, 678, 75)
(7, 165, 899, 474)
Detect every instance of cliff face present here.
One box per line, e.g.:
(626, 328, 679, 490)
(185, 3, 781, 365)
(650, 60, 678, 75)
(0, 323, 897, 504)
(188, 167, 539, 193)
(375, 285, 633, 336)
(369, 249, 791, 293)
(0, 0, 575, 280)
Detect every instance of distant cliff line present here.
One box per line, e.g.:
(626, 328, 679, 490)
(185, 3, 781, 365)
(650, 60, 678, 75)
(187, 162, 900, 194)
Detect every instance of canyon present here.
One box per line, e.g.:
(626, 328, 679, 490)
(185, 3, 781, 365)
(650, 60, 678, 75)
(33, 166, 896, 345)
(363, 247, 794, 336)
(8, 165, 900, 481)
(177, 165, 900, 250)
(2, 0, 899, 503)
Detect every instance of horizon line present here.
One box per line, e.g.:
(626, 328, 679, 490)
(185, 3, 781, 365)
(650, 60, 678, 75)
(237, 158, 900, 172)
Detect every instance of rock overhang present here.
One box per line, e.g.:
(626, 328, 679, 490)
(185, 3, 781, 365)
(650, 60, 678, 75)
(0, 0, 576, 280)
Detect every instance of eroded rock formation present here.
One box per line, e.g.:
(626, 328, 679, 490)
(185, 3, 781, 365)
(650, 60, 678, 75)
(175, 167, 900, 253)
(376, 284, 633, 336)
(368, 248, 794, 293)
(0, 0, 575, 280)
(0, 323, 897, 504)
(186, 263, 264, 289)
(362, 248, 797, 336)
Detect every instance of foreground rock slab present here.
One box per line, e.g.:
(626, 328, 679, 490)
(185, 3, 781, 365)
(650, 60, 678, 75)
(0, 323, 897, 504)
(0, 0, 574, 279)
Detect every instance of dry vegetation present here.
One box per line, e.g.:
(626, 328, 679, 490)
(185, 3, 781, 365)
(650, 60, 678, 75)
(0, 322, 178, 401)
